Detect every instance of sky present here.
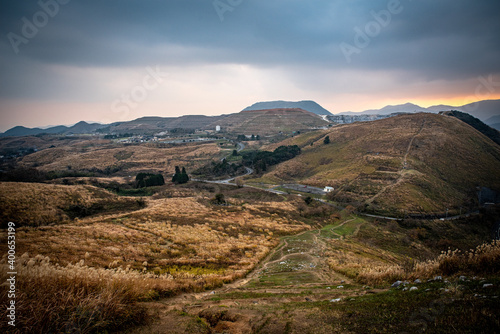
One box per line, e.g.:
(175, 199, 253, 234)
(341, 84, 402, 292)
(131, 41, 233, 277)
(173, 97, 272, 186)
(1, 0, 500, 132)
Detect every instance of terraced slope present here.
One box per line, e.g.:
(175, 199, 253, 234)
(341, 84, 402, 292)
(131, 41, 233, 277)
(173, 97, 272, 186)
(250, 113, 500, 215)
(213, 108, 329, 135)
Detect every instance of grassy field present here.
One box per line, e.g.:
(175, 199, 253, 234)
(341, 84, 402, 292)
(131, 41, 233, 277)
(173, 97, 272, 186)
(248, 113, 500, 216)
(1, 114, 499, 333)
(18, 140, 224, 177)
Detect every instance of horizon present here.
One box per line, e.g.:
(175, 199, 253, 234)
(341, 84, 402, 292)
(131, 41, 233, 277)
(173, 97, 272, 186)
(1, 97, 498, 132)
(1, 1, 499, 132)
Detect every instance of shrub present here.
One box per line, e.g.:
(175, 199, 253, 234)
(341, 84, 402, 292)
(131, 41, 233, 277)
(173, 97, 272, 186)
(136, 173, 165, 188)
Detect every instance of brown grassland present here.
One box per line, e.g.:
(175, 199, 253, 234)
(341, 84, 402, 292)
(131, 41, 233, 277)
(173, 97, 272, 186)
(252, 113, 500, 215)
(0, 115, 499, 333)
(19, 140, 224, 176)
(0, 181, 319, 332)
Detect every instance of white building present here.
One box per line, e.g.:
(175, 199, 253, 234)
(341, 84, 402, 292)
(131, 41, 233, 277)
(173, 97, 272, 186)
(216, 125, 221, 132)
(324, 186, 334, 193)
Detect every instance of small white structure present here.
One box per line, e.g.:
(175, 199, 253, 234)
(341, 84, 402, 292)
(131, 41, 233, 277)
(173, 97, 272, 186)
(216, 125, 221, 132)
(324, 186, 334, 193)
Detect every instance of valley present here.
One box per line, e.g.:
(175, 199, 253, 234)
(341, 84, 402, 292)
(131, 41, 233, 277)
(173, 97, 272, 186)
(1, 110, 499, 333)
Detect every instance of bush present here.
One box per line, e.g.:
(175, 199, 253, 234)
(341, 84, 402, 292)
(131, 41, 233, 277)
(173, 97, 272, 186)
(136, 173, 165, 188)
(212, 193, 226, 205)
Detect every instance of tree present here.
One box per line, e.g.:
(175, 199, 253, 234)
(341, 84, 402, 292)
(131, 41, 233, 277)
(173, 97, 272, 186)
(212, 193, 226, 205)
(324, 135, 330, 145)
(304, 196, 313, 205)
(235, 178, 244, 188)
(172, 166, 181, 183)
(172, 166, 189, 184)
(180, 167, 189, 183)
(232, 149, 238, 156)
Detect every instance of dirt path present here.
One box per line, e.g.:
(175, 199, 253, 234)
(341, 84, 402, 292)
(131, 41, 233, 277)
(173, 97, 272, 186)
(365, 120, 426, 205)
(122, 220, 379, 334)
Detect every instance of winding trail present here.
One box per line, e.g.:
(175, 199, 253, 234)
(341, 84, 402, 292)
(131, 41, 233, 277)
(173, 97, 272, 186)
(365, 120, 426, 205)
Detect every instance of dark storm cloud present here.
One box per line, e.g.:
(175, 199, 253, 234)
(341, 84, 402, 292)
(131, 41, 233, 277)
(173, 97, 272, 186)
(0, 0, 499, 98)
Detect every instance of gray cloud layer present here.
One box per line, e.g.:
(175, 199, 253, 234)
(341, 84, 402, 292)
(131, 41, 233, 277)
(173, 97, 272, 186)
(1, 0, 499, 103)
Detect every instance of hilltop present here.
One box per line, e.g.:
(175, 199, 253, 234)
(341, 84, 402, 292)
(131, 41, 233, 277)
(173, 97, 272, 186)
(212, 108, 329, 135)
(242, 100, 332, 115)
(248, 113, 500, 215)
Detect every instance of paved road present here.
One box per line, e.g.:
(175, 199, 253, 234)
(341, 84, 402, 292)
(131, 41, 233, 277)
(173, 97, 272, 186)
(204, 166, 254, 185)
(281, 184, 326, 195)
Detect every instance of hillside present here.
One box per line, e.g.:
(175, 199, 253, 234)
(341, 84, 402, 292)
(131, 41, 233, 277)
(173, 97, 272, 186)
(243, 100, 332, 115)
(441, 110, 500, 145)
(107, 115, 225, 134)
(0, 182, 144, 227)
(18, 141, 223, 176)
(250, 113, 500, 215)
(214, 108, 329, 135)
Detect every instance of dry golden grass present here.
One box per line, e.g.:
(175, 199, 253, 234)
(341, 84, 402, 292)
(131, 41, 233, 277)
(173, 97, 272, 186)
(326, 239, 402, 282)
(19, 141, 223, 175)
(10, 196, 309, 274)
(356, 241, 500, 285)
(0, 182, 142, 227)
(0, 185, 311, 332)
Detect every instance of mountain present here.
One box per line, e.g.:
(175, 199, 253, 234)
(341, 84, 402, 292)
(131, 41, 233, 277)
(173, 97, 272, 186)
(340, 99, 500, 122)
(0, 122, 105, 137)
(106, 115, 225, 134)
(243, 100, 332, 115)
(0, 125, 70, 137)
(255, 113, 500, 215)
(358, 103, 426, 115)
(67, 121, 104, 134)
(214, 108, 329, 135)
(485, 115, 500, 131)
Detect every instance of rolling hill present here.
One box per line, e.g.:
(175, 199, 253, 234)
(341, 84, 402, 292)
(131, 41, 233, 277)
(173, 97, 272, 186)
(242, 100, 332, 115)
(213, 108, 329, 135)
(250, 113, 500, 215)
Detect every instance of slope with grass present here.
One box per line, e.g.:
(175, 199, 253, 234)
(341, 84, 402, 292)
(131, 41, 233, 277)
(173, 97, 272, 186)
(213, 108, 329, 135)
(250, 113, 500, 215)
(18, 141, 223, 177)
(0, 182, 145, 227)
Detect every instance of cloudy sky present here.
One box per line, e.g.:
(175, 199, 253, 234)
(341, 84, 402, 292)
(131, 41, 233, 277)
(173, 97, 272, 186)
(1, 0, 499, 131)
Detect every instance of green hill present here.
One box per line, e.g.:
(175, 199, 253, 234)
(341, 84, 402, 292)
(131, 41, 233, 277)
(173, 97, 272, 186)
(249, 113, 500, 215)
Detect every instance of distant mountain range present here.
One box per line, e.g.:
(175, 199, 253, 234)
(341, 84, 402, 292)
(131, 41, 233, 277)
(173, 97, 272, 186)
(340, 99, 500, 126)
(1, 121, 106, 137)
(1, 99, 498, 137)
(243, 100, 332, 115)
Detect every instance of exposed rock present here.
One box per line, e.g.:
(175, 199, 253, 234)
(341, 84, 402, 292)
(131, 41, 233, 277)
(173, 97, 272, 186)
(410, 287, 418, 291)
(391, 281, 403, 288)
